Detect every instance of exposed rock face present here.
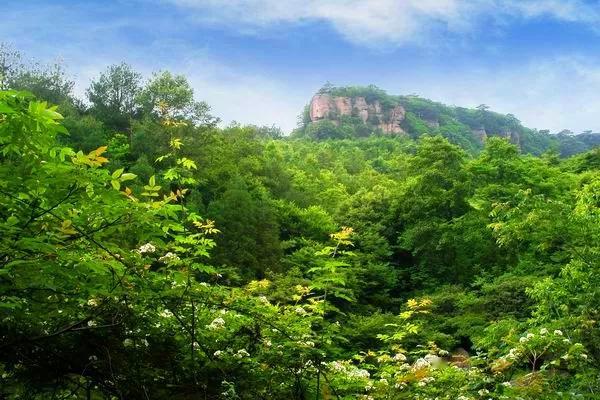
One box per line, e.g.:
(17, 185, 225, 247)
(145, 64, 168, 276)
(309, 94, 405, 134)
(501, 130, 520, 147)
(471, 127, 487, 144)
(333, 96, 352, 116)
(471, 127, 520, 147)
(310, 94, 335, 121)
(382, 105, 406, 134)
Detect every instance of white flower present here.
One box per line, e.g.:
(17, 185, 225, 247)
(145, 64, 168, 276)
(329, 361, 344, 372)
(554, 330, 563, 336)
(424, 354, 442, 367)
(393, 353, 407, 362)
(563, 338, 571, 344)
(581, 354, 588, 360)
(258, 296, 269, 304)
(540, 328, 549, 335)
(502, 381, 512, 387)
(294, 307, 307, 316)
(349, 368, 370, 379)
(159, 252, 180, 263)
(235, 349, 250, 358)
(413, 358, 430, 370)
(207, 317, 226, 330)
(478, 389, 490, 396)
(88, 355, 98, 361)
(123, 338, 133, 347)
(87, 320, 97, 327)
(214, 350, 223, 358)
(519, 336, 528, 343)
(159, 309, 173, 318)
(142, 339, 149, 347)
(526, 333, 535, 339)
(137, 243, 156, 254)
(87, 298, 99, 307)
(438, 349, 449, 356)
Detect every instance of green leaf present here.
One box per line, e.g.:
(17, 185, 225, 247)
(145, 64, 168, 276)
(112, 168, 124, 179)
(0, 103, 15, 114)
(120, 173, 136, 182)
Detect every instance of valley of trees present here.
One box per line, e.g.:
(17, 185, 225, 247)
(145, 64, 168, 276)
(1, 46, 599, 399)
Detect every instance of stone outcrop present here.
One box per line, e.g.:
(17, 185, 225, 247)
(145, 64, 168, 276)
(501, 129, 520, 146)
(471, 127, 487, 144)
(471, 127, 521, 147)
(310, 94, 335, 121)
(309, 94, 405, 134)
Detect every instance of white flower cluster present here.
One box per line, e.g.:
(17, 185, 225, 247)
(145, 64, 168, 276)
(294, 307, 307, 316)
(393, 353, 407, 362)
(159, 252, 180, 263)
(159, 309, 174, 319)
(328, 361, 370, 379)
(87, 298, 99, 307)
(519, 332, 535, 343)
(207, 317, 226, 330)
(234, 349, 250, 359)
(413, 357, 431, 370)
(138, 243, 156, 254)
(348, 368, 370, 379)
(506, 347, 521, 361)
(417, 376, 435, 387)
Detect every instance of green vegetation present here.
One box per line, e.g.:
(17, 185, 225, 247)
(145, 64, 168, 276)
(1, 48, 600, 399)
(297, 84, 599, 157)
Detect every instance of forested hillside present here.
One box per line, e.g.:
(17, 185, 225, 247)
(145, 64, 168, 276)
(295, 84, 600, 157)
(1, 49, 600, 399)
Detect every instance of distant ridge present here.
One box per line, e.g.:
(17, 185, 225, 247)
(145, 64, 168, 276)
(294, 84, 600, 156)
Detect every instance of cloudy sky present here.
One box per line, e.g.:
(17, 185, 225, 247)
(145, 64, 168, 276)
(4, 0, 600, 133)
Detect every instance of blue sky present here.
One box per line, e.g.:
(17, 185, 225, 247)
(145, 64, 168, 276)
(4, 0, 600, 132)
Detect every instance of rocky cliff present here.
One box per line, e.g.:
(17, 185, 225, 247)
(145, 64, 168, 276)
(298, 85, 599, 157)
(309, 93, 406, 134)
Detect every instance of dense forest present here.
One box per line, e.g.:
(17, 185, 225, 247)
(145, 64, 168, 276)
(1, 46, 600, 399)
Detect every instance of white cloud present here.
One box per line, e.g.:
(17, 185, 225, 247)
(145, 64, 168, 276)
(166, 0, 600, 47)
(382, 56, 600, 133)
(5, 1, 600, 133)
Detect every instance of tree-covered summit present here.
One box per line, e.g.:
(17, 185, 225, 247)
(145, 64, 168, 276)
(296, 84, 600, 157)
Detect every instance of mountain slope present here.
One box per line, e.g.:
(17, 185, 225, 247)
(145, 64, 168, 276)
(294, 84, 599, 156)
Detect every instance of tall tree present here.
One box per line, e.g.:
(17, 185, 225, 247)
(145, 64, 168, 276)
(86, 63, 142, 132)
(138, 70, 217, 126)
